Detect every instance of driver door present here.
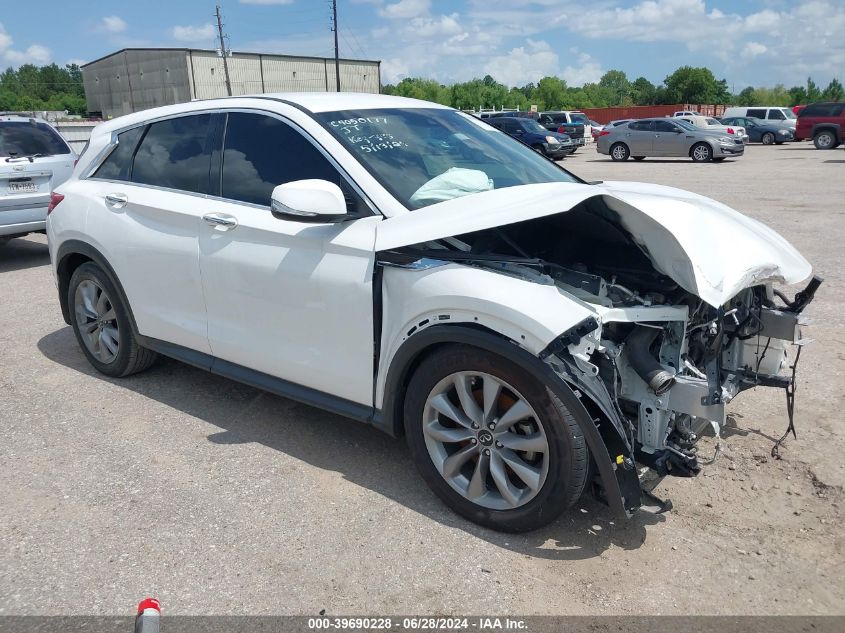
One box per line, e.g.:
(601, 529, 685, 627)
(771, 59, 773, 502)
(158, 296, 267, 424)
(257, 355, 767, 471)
(198, 111, 380, 407)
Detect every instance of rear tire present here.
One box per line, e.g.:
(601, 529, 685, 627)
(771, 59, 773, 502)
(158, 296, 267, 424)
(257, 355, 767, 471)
(814, 130, 837, 149)
(404, 345, 588, 532)
(610, 143, 630, 161)
(761, 132, 775, 145)
(691, 142, 713, 162)
(68, 262, 158, 378)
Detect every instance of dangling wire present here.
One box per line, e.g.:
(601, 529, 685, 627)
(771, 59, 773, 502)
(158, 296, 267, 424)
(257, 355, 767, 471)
(772, 344, 802, 459)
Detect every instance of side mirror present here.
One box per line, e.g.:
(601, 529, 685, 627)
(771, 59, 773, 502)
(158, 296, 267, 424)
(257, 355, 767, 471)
(270, 179, 348, 223)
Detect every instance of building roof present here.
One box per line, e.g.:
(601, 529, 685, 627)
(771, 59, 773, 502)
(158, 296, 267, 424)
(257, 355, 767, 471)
(81, 48, 380, 69)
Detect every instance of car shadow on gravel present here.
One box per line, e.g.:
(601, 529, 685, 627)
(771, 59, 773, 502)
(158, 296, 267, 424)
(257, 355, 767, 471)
(0, 236, 50, 273)
(38, 326, 663, 560)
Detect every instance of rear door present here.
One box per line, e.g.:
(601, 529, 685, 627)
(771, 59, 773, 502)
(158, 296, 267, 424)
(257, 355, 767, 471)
(0, 120, 75, 226)
(84, 113, 222, 354)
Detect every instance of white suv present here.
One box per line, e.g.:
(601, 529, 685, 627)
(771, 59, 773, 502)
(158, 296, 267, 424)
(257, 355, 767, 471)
(48, 93, 818, 531)
(1, 116, 76, 242)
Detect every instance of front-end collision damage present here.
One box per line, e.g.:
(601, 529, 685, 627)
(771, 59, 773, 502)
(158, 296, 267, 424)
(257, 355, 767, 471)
(375, 181, 820, 517)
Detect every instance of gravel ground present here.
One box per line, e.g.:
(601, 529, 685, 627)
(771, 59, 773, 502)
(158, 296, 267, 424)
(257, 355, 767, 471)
(1, 142, 843, 616)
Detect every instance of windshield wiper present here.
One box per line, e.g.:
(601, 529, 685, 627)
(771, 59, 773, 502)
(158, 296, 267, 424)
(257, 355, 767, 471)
(4, 153, 47, 163)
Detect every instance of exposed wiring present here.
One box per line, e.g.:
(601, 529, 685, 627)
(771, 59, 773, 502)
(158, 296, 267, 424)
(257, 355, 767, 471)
(772, 344, 802, 459)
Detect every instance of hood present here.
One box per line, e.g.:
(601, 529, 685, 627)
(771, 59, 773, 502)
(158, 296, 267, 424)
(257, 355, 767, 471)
(374, 181, 811, 308)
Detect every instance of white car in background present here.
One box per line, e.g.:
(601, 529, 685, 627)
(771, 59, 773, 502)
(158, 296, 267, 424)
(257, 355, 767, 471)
(674, 114, 749, 143)
(47, 94, 818, 532)
(1, 116, 76, 243)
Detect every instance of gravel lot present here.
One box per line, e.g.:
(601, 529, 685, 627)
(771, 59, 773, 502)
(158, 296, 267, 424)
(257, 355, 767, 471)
(1, 142, 843, 616)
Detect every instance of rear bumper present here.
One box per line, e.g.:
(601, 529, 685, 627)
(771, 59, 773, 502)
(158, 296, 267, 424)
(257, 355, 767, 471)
(0, 202, 48, 236)
(0, 218, 46, 237)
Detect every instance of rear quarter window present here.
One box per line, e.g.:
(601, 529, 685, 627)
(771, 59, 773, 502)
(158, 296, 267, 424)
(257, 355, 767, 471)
(801, 103, 844, 117)
(0, 121, 71, 158)
(92, 126, 145, 181)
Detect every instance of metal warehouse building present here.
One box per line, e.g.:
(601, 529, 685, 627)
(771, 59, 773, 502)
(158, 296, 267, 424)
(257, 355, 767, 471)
(81, 48, 381, 119)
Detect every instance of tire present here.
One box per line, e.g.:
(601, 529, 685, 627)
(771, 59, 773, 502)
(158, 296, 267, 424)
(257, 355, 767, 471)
(68, 262, 157, 377)
(713, 157, 726, 162)
(531, 144, 546, 156)
(761, 132, 775, 145)
(632, 156, 646, 161)
(690, 142, 713, 162)
(610, 142, 630, 161)
(404, 345, 588, 532)
(814, 130, 837, 149)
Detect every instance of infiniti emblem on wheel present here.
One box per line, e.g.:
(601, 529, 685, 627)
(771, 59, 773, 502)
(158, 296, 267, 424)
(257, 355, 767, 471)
(477, 429, 494, 446)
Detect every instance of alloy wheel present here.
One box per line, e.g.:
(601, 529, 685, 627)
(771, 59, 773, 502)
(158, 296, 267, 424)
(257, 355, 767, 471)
(422, 371, 550, 510)
(74, 279, 120, 364)
(693, 145, 711, 161)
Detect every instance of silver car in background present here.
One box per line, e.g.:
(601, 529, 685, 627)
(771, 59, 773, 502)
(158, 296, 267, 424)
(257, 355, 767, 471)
(597, 118, 745, 162)
(1, 116, 76, 243)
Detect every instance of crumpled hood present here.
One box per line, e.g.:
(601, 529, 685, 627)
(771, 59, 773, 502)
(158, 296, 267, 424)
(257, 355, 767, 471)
(374, 181, 811, 308)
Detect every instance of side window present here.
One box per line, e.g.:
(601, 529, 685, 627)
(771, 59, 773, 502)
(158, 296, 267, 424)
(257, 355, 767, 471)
(655, 120, 678, 132)
(629, 121, 653, 131)
(92, 126, 144, 181)
(221, 112, 351, 209)
(832, 104, 844, 117)
(747, 109, 766, 119)
(768, 109, 786, 120)
(131, 114, 215, 194)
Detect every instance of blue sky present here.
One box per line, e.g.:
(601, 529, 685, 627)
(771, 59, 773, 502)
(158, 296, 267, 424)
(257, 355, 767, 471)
(2, 0, 843, 89)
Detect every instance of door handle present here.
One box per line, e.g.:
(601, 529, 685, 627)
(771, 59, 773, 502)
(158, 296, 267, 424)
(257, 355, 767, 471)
(105, 193, 128, 208)
(203, 213, 238, 231)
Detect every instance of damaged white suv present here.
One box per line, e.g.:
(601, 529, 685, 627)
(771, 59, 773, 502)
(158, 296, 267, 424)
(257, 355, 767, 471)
(48, 94, 819, 532)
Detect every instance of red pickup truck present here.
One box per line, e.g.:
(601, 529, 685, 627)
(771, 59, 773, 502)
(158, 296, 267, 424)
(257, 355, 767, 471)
(795, 102, 845, 149)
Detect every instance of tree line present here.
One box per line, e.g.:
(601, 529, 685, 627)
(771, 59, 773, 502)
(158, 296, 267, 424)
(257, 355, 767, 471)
(0, 64, 87, 115)
(383, 66, 845, 112)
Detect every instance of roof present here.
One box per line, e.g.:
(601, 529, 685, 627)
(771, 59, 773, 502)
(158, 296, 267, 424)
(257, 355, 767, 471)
(89, 93, 451, 136)
(81, 48, 380, 69)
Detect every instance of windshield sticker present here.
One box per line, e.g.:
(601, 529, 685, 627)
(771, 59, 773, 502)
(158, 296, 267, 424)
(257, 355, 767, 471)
(329, 117, 409, 153)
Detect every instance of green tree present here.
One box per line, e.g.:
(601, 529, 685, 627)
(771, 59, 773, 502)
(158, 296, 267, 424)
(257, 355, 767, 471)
(630, 76, 656, 105)
(532, 76, 567, 110)
(663, 66, 725, 103)
(735, 86, 756, 106)
(788, 85, 807, 106)
(598, 70, 630, 106)
(822, 78, 844, 101)
(806, 77, 821, 102)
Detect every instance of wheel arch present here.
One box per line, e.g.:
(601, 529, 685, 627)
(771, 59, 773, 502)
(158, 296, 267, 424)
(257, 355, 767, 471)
(376, 323, 636, 519)
(56, 240, 138, 334)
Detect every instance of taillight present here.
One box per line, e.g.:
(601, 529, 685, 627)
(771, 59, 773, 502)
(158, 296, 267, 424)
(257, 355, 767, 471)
(47, 192, 64, 215)
(557, 126, 565, 133)
(599, 130, 610, 136)
(727, 127, 735, 134)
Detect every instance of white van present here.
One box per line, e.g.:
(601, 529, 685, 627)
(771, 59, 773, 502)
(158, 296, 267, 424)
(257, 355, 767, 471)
(722, 106, 796, 126)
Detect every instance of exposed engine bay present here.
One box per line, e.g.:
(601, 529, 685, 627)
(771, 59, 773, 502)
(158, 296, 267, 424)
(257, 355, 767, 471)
(381, 195, 821, 489)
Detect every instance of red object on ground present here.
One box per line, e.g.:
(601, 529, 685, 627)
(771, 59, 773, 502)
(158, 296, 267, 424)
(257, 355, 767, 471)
(136, 598, 161, 615)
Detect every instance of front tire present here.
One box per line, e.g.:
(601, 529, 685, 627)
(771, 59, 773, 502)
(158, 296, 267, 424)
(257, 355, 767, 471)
(761, 132, 775, 145)
(68, 262, 158, 377)
(404, 345, 588, 532)
(632, 156, 646, 161)
(814, 130, 837, 149)
(610, 142, 630, 161)
(691, 142, 713, 162)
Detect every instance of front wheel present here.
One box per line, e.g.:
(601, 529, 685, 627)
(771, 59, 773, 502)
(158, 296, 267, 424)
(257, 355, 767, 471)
(68, 262, 158, 377)
(814, 131, 837, 149)
(761, 132, 775, 145)
(632, 156, 646, 161)
(404, 345, 589, 532)
(691, 142, 713, 162)
(713, 157, 726, 162)
(610, 142, 630, 161)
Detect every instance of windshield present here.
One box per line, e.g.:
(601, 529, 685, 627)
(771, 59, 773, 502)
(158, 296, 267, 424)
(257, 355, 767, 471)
(520, 119, 548, 133)
(570, 113, 588, 124)
(0, 121, 71, 158)
(783, 109, 797, 119)
(674, 119, 697, 131)
(316, 108, 579, 210)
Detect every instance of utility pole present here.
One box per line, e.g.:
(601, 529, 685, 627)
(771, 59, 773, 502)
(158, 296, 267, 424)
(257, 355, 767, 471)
(331, 0, 340, 92)
(215, 4, 232, 97)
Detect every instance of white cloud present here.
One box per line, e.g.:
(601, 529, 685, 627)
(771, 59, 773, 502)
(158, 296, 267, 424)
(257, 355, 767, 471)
(0, 23, 51, 66)
(100, 16, 127, 33)
(171, 24, 216, 42)
(561, 52, 604, 86)
(483, 39, 560, 87)
(408, 14, 462, 37)
(742, 41, 768, 58)
(380, 0, 430, 20)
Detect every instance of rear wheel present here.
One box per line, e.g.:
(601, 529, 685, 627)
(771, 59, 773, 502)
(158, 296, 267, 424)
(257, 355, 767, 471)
(68, 262, 158, 377)
(691, 142, 713, 162)
(814, 130, 837, 149)
(761, 132, 775, 145)
(404, 345, 588, 532)
(610, 142, 630, 161)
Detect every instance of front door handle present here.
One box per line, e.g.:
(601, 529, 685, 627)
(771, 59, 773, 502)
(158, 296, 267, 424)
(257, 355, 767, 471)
(203, 213, 238, 231)
(105, 193, 128, 208)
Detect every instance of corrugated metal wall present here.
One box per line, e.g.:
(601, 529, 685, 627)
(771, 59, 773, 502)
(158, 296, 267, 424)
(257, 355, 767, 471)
(581, 104, 727, 123)
(83, 49, 380, 118)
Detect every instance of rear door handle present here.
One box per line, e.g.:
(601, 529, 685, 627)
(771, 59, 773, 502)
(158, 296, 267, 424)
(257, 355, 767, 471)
(105, 193, 128, 208)
(203, 212, 238, 231)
